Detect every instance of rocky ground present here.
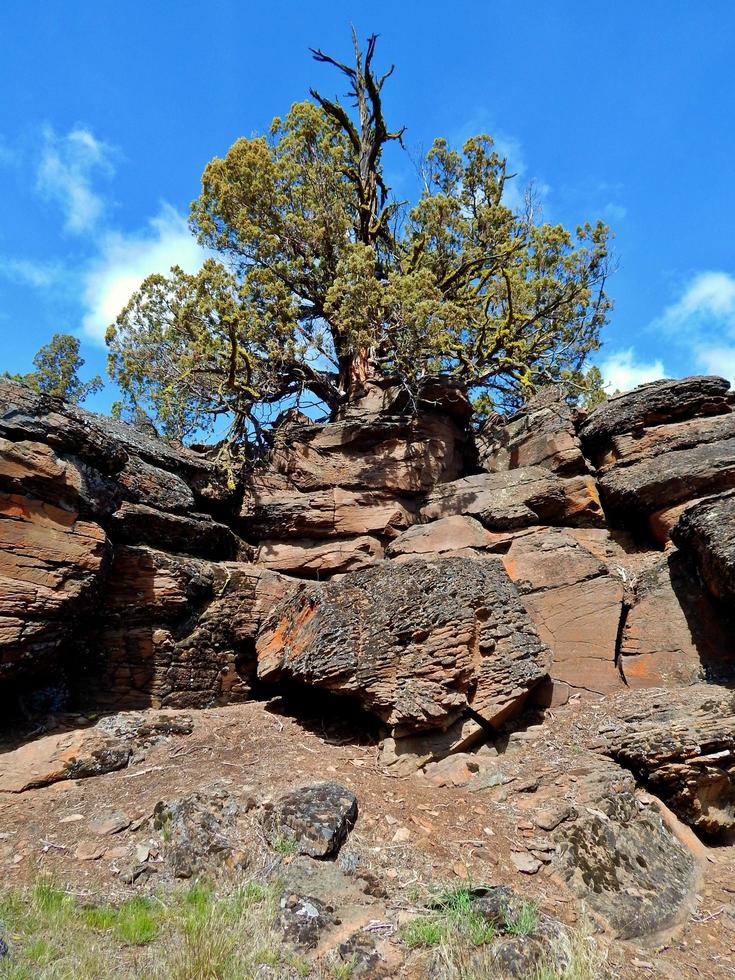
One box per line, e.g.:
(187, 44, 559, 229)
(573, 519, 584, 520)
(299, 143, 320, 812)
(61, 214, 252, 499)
(2, 694, 735, 978)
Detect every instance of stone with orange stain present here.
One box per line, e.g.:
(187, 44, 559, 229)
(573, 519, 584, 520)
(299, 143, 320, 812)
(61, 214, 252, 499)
(257, 556, 550, 734)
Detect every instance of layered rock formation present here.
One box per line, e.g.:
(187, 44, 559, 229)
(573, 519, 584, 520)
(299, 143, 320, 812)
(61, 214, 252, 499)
(2, 372, 735, 812)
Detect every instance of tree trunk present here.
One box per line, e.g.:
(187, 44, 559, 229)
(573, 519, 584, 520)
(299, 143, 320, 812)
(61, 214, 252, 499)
(338, 348, 373, 404)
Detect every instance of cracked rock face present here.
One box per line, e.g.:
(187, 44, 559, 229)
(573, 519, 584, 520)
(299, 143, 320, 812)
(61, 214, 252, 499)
(257, 556, 550, 734)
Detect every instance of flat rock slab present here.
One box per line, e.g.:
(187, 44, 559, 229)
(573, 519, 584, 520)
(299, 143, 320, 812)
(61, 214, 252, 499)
(0, 729, 131, 793)
(263, 782, 357, 859)
(257, 557, 550, 734)
(0, 711, 192, 793)
(601, 686, 735, 836)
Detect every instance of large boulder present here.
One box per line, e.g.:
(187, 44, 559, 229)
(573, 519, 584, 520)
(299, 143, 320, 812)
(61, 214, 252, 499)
(501, 528, 626, 696)
(257, 556, 550, 735)
(552, 760, 699, 938)
(602, 686, 735, 836)
(672, 490, 735, 601)
(619, 550, 735, 688)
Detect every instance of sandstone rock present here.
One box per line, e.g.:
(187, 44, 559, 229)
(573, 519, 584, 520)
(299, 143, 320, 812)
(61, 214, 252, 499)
(267, 411, 465, 493)
(256, 536, 383, 577)
(553, 761, 698, 938)
(89, 556, 293, 710)
(110, 501, 238, 560)
(379, 717, 486, 775)
(477, 386, 588, 476)
(510, 850, 541, 874)
(502, 529, 625, 695)
(0, 728, 131, 793)
(75, 840, 106, 861)
(602, 686, 735, 836)
(257, 557, 550, 734)
(0, 711, 192, 792)
(90, 811, 131, 836)
(0, 377, 231, 505)
(385, 515, 501, 558)
(579, 376, 735, 521)
(240, 475, 416, 541)
(421, 468, 603, 530)
(673, 490, 735, 601)
(620, 551, 735, 688)
(596, 437, 735, 519)
(423, 753, 479, 787)
(263, 783, 357, 859)
(0, 492, 108, 682)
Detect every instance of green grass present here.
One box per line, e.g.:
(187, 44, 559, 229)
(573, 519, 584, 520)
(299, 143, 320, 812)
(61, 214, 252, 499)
(505, 899, 540, 937)
(0, 876, 290, 980)
(269, 832, 299, 857)
(400, 887, 496, 951)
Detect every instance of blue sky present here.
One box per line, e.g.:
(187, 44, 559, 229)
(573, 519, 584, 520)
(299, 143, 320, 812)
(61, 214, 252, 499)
(1, 1, 734, 415)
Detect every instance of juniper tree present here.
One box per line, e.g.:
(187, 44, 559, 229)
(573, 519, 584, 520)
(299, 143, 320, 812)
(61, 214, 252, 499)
(6, 333, 103, 405)
(107, 32, 612, 444)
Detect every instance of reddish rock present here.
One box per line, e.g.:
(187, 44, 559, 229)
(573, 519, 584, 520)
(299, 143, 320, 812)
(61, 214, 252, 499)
(257, 557, 550, 734)
(502, 529, 625, 695)
(620, 552, 735, 688)
(421, 468, 603, 531)
(240, 475, 416, 541)
(385, 515, 501, 558)
(477, 387, 589, 476)
(602, 685, 735, 836)
(0, 491, 108, 682)
(672, 490, 735, 601)
(256, 535, 383, 578)
(267, 412, 466, 494)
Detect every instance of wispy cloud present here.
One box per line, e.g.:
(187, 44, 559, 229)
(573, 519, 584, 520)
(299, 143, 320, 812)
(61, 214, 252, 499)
(81, 203, 206, 341)
(37, 126, 115, 234)
(0, 256, 64, 288)
(598, 347, 667, 393)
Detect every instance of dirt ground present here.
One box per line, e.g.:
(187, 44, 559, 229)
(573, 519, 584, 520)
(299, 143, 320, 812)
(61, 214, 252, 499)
(2, 694, 735, 978)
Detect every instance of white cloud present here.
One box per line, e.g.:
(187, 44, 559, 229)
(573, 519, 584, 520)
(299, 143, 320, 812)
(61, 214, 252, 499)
(37, 126, 115, 234)
(660, 270, 735, 332)
(0, 257, 63, 288)
(651, 270, 735, 381)
(81, 203, 206, 341)
(598, 348, 667, 393)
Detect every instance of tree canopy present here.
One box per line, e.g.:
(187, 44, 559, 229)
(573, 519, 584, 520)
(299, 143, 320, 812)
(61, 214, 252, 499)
(107, 32, 612, 446)
(6, 333, 103, 405)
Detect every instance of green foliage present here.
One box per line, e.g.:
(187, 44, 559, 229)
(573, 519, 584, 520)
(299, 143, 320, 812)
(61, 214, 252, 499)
(6, 333, 103, 405)
(579, 365, 608, 411)
(107, 32, 612, 444)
